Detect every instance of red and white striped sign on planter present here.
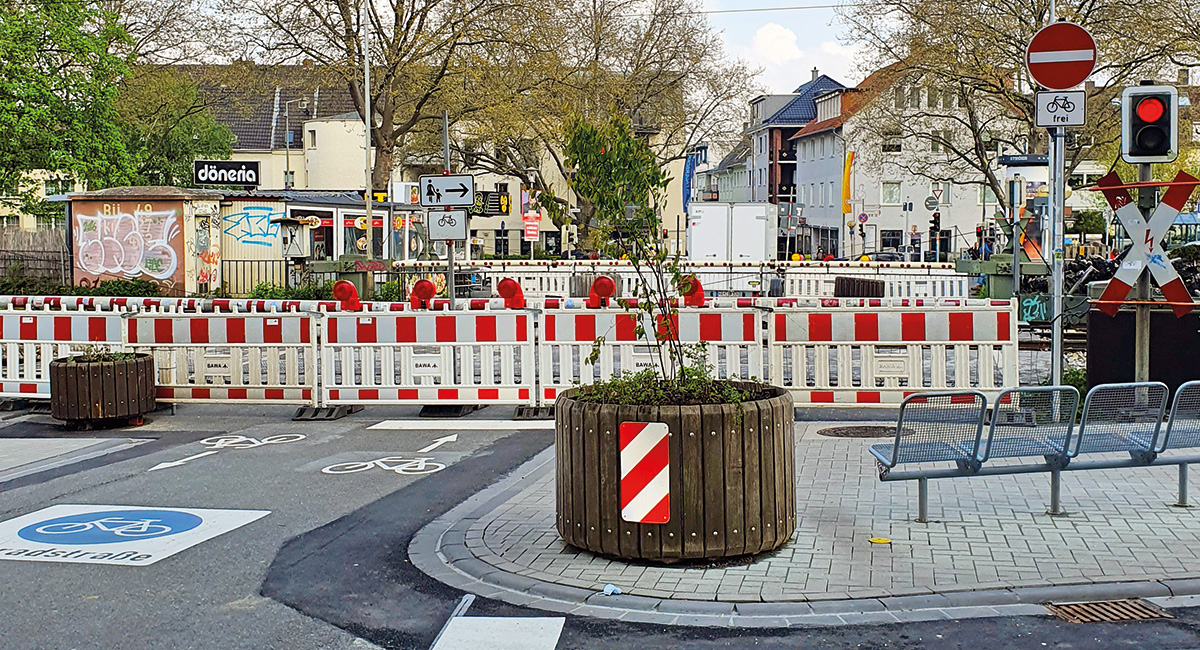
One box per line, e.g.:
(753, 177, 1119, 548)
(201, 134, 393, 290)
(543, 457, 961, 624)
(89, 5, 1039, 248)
(619, 422, 670, 524)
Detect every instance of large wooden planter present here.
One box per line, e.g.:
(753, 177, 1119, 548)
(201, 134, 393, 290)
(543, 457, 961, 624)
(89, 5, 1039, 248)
(555, 384, 795, 561)
(49, 355, 156, 424)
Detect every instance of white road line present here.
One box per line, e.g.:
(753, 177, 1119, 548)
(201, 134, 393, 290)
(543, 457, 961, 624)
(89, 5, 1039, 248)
(430, 617, 564, 650)
(367, 420, 554, 431)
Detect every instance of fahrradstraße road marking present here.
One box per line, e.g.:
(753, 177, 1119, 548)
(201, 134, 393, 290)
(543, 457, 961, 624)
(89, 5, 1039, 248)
(148, 434, 306, 472)
(0, 504, 269, 566)
(430, 616, 564, 650)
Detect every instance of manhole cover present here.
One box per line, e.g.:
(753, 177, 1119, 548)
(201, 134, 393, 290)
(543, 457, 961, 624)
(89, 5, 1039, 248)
(1047, 599, 1172, 623)
(817, 426, 895, 438)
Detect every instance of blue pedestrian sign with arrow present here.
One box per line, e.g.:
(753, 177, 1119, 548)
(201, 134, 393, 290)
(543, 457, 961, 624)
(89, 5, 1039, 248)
(419, 174, 475, 208)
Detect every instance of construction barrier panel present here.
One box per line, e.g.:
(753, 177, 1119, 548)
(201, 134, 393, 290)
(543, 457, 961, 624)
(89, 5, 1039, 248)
(125, 312, 320, 405)
(0, 309, 124, 399)
(321, 311, 536, 406)
(768, 299, 1018, 405)
(538, 308, 764, 405)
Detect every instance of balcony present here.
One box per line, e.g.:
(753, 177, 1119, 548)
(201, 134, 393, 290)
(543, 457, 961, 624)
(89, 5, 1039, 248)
(777, 150, 796, 162)
(776, 184, 796, 195)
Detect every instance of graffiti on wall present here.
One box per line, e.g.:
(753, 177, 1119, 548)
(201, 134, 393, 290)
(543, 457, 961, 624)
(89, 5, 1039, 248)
(223, 206, 281, 246)
(74, 203, 182, 281)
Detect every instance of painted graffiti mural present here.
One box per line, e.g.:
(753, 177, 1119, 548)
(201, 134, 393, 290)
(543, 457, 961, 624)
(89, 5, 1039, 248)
(223, 206, 281, 246)
(73, 201, 185, 291)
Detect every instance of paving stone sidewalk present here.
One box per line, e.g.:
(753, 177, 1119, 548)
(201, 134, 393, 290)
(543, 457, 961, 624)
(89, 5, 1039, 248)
(412, 422, 1200, 624)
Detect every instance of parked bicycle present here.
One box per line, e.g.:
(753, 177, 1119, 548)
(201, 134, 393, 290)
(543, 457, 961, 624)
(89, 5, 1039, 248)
(321, 456, 446, 475)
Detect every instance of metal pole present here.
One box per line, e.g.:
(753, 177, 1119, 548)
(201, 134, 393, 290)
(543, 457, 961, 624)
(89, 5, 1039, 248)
(1011, 176, 1023, 298)
(443, 110, 455, 310)
(362, 0, 373, 261)
(917, 477, 928, 523)
(1047, 468, 1064, 515)
(1176, 464, 1190, 507)
(1049, 127, 1065, 386)
(1135, 163, 1153, 382)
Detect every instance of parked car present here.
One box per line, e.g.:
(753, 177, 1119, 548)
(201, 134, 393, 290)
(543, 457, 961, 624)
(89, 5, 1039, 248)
(833, 250, 905, 262)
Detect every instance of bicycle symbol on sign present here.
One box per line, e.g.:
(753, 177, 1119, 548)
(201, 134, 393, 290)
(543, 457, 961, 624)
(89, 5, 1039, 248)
(438, 212, 457, 228)
(1046, 95, 1076, 113)
(321, 456, 446, 475)
(199, 434, 306, 450)
(34, 517, 174, 538)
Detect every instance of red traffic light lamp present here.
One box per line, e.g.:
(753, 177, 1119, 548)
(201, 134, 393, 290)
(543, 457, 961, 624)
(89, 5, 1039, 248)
(1122, 85, 1178, 163)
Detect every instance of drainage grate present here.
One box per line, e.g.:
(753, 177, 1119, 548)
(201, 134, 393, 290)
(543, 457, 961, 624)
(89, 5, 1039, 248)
(816, 426, 898, 438)
(1047, 599, 1173, 623)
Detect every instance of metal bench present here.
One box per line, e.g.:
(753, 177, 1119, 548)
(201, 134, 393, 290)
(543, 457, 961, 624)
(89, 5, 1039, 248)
(870, 382, 1200, 521)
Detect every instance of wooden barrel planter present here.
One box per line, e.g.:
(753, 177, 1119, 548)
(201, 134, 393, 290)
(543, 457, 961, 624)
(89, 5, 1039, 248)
(49, 354, 156, 425)
(554, 384, 795, 561)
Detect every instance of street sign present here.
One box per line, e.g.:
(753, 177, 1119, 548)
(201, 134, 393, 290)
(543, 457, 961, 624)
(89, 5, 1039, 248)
(1025, 22, 1097, 91)
(924, 196, 939, 211)
(857, 213, 868, 223)
(1036, 90, 1086, 127)
(428, 209, 468, 241)
(419, 174, 475, 207)
(932, 189, 943, 201)
(523, 212, 540, 242)
(1095, 171, 1198, 317)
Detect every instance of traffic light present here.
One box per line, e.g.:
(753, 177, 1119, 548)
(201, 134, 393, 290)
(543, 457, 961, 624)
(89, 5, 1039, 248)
(976, 226, 983, 239)
(858, 224, 865, 237)
(1121, 85, 1178, 163)
(930, 212, 941, 232)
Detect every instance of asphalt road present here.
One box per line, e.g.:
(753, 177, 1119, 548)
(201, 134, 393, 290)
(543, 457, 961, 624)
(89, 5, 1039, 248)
(5, 404, 1200, 650)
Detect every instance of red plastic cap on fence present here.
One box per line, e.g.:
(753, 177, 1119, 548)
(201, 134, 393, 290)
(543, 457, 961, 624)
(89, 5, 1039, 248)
(410, 279, 437, 310)
(332, 280, 361, 311)
(680, 275, 705, 308)
(497, 278, 526, 309)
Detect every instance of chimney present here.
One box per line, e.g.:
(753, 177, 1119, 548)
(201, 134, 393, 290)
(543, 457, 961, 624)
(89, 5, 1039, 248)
(811, 67, 819, 82)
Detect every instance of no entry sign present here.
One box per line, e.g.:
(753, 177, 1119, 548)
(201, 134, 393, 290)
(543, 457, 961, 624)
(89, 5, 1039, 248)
(1025, 22, 1097, 90)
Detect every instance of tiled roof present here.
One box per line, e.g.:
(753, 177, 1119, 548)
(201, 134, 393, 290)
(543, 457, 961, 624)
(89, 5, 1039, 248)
(790, 63, 906, 140)
(182, 64, 358, 152)
(762, 75, 846, 126)
(714, 137, 751, 172)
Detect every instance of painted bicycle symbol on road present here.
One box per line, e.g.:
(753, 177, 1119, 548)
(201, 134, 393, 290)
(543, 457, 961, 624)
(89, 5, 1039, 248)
(321, 456, 446, 476)
(17, 509, 203, 544)
(199, 434, 306, 450)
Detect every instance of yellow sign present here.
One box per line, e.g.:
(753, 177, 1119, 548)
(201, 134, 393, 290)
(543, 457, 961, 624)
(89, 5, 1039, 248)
(355, 215, 368, 230)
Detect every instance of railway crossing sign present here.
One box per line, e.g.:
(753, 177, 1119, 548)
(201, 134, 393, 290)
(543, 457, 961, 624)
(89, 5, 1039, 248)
(1094, 171, 1199, 317)
(419, 174, 475, 207)
(1025, 23, 1097, 90)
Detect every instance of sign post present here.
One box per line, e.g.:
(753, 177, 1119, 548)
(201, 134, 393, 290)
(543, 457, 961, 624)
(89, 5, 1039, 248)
(1025, 20, 1097, 387)
(523, 212, 540, 261)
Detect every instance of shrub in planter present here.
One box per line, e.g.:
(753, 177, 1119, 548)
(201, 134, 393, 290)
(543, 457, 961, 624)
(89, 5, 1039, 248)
(49, 349, 156, 425)
(552, 112, 796, 561)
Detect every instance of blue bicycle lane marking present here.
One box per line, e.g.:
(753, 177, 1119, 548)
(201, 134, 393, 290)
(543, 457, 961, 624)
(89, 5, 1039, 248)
(17, 509, 203, 545)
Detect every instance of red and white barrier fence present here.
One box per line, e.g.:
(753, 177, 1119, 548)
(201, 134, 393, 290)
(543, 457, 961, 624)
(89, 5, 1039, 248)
(0, 310, 124, 399)
(321, 311, 536, 406)
(768, 299, 1018, 405)
(125, 312, 320, 405)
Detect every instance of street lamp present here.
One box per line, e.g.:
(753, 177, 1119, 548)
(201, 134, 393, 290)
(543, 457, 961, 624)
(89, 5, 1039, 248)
(284, 97, 308, 189)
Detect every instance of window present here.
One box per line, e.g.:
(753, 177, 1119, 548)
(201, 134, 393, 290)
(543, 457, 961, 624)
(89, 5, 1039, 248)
(810, 184, 816, 206)
(881, 229, 902, 250)
(820, 137, 827, 158)
(497, 182, 509, 193)
(979, 184, 999, 204)
(894, 86, 905, 110)
(818, 183, 825, 206)
(802, 184, 810, 205)
(931, 182, 952, 204)
(307, 130, 317, 148)
(283, 170, 295, 188)
(882, 129, 902, 153)
(930, 130, 952, 153)
(882, 182, 902, 205)
(908, 86, 920, 109)
(43, 178, 73, 195)
(826, 183, 833, 207)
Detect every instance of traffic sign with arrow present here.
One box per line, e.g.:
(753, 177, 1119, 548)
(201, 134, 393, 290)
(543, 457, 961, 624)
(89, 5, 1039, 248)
(419, 174, 475, 207)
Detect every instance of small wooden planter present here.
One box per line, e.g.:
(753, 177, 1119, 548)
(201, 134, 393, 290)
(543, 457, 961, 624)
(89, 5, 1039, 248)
(555, 384, 795, 561)
(49, 355, 156, 424)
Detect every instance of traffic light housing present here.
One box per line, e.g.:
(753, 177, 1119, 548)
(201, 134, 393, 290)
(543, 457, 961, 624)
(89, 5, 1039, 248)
(1121, 85, 1178, 163)
(930, 212, 941, 232)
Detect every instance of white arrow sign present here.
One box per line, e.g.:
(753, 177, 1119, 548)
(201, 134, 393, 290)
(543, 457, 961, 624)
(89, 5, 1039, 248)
(147, 450, 219, 472)
(418, 434, 458, 454)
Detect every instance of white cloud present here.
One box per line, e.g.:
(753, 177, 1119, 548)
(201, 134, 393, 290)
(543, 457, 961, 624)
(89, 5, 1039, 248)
(750, 23, 804, 66)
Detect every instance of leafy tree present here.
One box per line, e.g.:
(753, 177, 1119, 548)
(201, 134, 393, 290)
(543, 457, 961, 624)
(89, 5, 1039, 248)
(0, 1, 135, 204)
(1067, 210, 1105, 235)
(116, 67, 233, 186)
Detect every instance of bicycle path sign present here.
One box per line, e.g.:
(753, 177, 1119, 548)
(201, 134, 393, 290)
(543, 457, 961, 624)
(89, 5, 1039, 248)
(0, 504, 268, 566)
(427, 208, 468, 241)
(1036, 90, 1086, 128)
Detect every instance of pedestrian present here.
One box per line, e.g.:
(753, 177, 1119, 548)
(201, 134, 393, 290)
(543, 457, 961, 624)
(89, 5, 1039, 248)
(817, 246, 825, 260)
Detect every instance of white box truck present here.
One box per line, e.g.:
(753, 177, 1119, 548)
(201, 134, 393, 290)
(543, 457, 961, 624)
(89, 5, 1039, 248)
(685, 202, 776, 293)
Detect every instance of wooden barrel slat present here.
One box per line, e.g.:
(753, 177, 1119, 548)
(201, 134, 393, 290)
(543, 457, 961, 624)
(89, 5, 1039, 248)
(554, 385, 793, 561)
(50, 355, 155, 423)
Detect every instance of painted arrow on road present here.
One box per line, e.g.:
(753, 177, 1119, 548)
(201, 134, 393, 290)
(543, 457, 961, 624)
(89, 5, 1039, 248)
(418, 434, 458, 453)
(148, 450, 220, 472)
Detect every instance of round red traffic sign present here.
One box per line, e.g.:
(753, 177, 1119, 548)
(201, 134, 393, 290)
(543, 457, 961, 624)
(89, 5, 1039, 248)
(1025, 22, 1097, 91)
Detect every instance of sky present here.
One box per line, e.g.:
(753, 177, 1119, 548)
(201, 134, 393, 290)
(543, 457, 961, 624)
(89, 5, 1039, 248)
(701, 1, 865, 93)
